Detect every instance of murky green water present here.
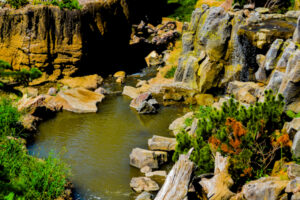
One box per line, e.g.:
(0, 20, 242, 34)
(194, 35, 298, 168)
(28, 95, 185, 200)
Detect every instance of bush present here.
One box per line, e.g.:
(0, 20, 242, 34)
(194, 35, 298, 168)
(58, 0, 81, 10)
(0, 99, 70, 199)
(164, 66, 177, 79)
(7, 0, 28, 8)
(173, 90, 291, 187)
(168, 0, 198, 21)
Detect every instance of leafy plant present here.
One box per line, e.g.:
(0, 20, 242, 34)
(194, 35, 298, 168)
(168, 0, 198, 21)
(7, 0, 28, 8)
(164, 66, 177, 79)
(173, 90, 291, 187)
(58, 0, 81, 10)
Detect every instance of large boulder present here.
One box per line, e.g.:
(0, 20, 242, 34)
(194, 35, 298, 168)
(169, 112, 193, 136)
(47, 87, 104, 113)
(293, 16, 300, 44)
(130, 93, 159, 114)
(129, 148, 168, 169)
(59, 75, 103, 90)
(130, 177, 160, 193)
(200, 152, 235, 200)
(242, 177, 289, 200)
(148, 135, 177, 151)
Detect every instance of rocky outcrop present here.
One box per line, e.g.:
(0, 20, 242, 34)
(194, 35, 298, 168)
(0, 2, 131, 79)
(129, 148, 168, 169)
(148, 135, 177, 151)
(47, 87, 104, 113)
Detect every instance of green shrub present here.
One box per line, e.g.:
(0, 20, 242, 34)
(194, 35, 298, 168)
(173, 90, 291, 187)
(0, 138, 70, 199)
(7, 0, 28, 8)
(168, 0, 198, 21)
(58, 0, 81, 10)
(164, 66, 177, 79)
(0, 99, 70, 199)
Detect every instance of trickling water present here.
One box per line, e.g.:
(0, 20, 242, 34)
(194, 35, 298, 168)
(28, 95, 186, 200)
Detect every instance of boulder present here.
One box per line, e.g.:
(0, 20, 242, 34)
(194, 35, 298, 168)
(123, 86, 140, 99)
(169, 112, 193, 136)
(94, 87, 108, 95)
(130, 177, 159, 193)
(200, 152, 235, 200)
(145, 51, 164, 67)
(136, 191, 153, 200)
(293, 16, 300, 44)
(292, 131, 300, 159)
(148, 135, 177, 151)
(48, 88, 104, 113)
(255, 54, 267, 82)
(141, 166, 152, 174)
(265, 70, 284, 93)
(129, 148, 168, 169)
(154, 149, 194, 200)
(145, 171, 167, 185)
(286, 177, 300, 193)
(227, 81, 264, 104)
(182, 32, 194, 54)
(242, 177, 289, 200)
(59, 75, 103, 90)
(194, 94, 214, 106)
(188, 5, 209, 33)
(284, 118, 300, 137)
(286, 11, 300, 18)
(130, 93, 159, 114)
(277, 40, 297, 69)
(264, 39, 284, 72)
(255, 7, 270, 14)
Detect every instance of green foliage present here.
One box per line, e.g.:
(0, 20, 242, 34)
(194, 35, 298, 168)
(59, 0, 81, 10)
(164, 66, 177, 79)
(7, 0, 28, 8)
(173, 90, 290, 186)
(0, 98, 21, 137)
(0, 99, 70, 199)
(0, 138, 70, 199)
(168, 0, 198, 21)
(286, 110, 300, 118)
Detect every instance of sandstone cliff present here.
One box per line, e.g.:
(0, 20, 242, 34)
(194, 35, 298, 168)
(0, 1, 131, 81)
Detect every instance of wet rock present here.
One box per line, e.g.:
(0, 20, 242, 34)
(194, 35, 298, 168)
(293, 16, 300, 44)
(47, 88, 104, 113)
(148, 135, 177, 151)
(265, 70, 284, 93)
(292, 131, 300, 159)
(286, 177, 300, 193)
(154, 148, 194, 200)
(145, 171, 167, 185)
(130, 92, 159, 114)
(59, 75, 103, 90)
(129, 148, 168, 169)
(264, 39, 284, 72)
(123, 86, 140, 99)
(169, 112, 193, 136)
(136, 191, 153, 200)
(242, 177, 289, 200)
(277, 40, 297, 69)
(130, 177, 159, 193)
(200, 152, 235, 200)
(47, 87, 57, 96)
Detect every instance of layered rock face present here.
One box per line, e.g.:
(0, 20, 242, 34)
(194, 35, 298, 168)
(0, 1, 131, 79)
(174, 5, 297, 93)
